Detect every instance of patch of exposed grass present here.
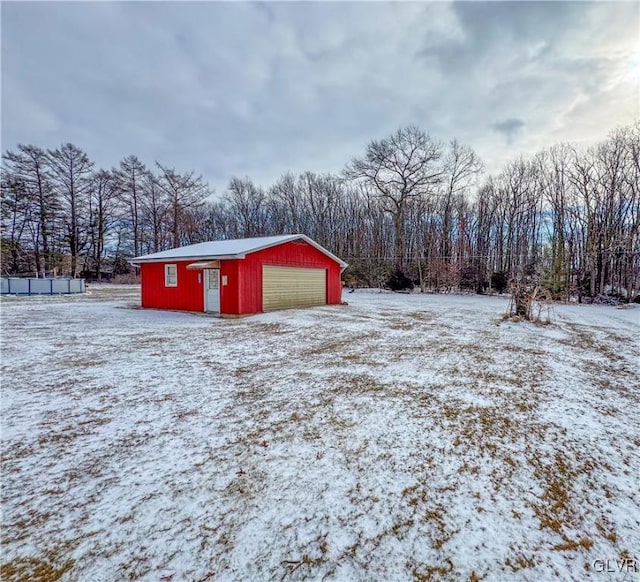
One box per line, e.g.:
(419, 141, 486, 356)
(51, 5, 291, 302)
(532, 478, 571, 532)
(123, 333, 174, 350)
(1, 441, 36, 461)
(174, 408, 200, 421)
(371, 517, 416, 545)
(340, 374, 389, 396)
(407, 557, 455, 581)
(301, 338, 355, 357)
(2, 509, 54, 545)
(501, 344, 546, 356)
(595, 517, 618, 543)
(528, 450, 601, 537)
(402, 483, 429, 506)
(441, 403, 518, 444)
(551, 536, 593, 551)
(252, 322, 292, 335)
(37, 430, 78, 446)
(59, 356, 106, 368)
(388, 321, 417, 330)
(301, 331, 382, 358)
(407, 311, 434, 322)
(1, 548, 75, 582)
(504, 553, 536, 572)
(558, 324, 600, 352)
(281, 534, 330, 577)
(341, 352, 385, 366)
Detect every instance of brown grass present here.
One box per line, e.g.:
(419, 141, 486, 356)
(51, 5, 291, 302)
(552, 536, 594, 551)
(504, 554, 536, 571)
(408, 558, 455, 581)
(1, 549, 75, 582)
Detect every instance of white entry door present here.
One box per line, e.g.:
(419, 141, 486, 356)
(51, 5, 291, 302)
(204, 269, 220, 313)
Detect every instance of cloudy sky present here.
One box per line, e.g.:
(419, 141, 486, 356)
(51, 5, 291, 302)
(2, 1, 638, 194)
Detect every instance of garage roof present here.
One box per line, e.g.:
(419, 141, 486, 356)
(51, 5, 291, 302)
(131, 234, 348, 268)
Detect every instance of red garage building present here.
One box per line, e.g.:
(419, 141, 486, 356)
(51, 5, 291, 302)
(131, 234, 347, 316)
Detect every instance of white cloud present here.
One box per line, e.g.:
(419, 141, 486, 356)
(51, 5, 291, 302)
(1, 1, 638, 190)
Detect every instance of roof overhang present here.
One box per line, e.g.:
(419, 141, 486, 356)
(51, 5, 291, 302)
(186, 260, 221, 270)
(130, 254, 243, 266)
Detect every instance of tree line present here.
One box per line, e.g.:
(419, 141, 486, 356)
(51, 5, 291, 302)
(2, 122, 639, 300)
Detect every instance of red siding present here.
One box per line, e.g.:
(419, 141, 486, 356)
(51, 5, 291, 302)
(140, 239, 343, 315)
(140, 261, 204, 312)
(220, 260, 240, 314)
(235, 240, 343, 315)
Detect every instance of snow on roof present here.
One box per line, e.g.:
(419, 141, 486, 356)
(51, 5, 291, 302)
(131, 234, 348, 267)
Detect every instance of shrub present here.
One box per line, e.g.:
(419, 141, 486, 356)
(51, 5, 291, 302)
(386, 268, 414, 292)
(491, 271, 508, 293)
(459, 265, 486, 293)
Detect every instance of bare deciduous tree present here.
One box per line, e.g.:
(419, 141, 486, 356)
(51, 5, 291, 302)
(224, 177, 268, 238)
(47, 143, 94, 277)
(346, 126, 444, 265)
(114, 155, 148, 258)
(155, 162, 209, 248)
(87, 170, 120, 279)
(3, 145, 58, 275)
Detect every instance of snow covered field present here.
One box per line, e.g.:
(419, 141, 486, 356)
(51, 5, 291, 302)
(1, 285, 639, 581)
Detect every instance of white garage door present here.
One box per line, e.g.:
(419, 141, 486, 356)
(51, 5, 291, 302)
(262, 265, 327, 311)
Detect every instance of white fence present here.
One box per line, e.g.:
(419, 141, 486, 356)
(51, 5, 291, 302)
(1, 278, 86, 295)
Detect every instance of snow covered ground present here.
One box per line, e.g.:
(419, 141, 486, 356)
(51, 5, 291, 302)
(1, 285, 639, 581)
